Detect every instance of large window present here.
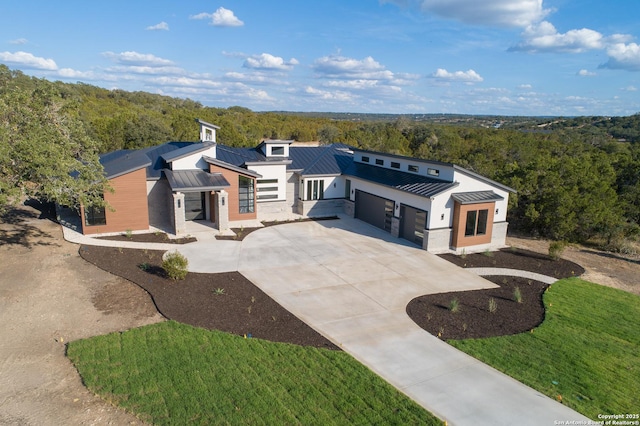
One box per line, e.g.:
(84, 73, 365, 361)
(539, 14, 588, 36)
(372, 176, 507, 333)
(464, 209, 488, 237)
(238, 176, 255, 213)
(84, 204, 106, 226)
(306, 179, 324, 200)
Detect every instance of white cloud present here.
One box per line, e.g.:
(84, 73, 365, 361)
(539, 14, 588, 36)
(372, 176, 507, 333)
(577, 69, 596, 77)
(146, 22, 169, 31)
(601, 43, 640, 71)
(430, 68, 483, 83)
(0, 51, 57, 70)
(511, 21, 604, 53)
(9, 38, 28, 45)
(243, 53, 298, 70)
(304, 86, 354, 102)
(102, 51, 174, 67)
(622, 85, 637, 92)
(312, 55, 395, 80)
(384, 0, 550, 28)
(58, 68, 96, 79)
(517, 84, 533, 89)
(190, 7, 244, 27)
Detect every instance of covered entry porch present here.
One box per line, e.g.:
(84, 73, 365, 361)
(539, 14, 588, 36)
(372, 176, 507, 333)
(164, 169, 231, 235)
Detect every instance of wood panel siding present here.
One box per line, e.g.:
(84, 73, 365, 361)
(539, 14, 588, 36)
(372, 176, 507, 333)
(208, 164, 257, 221)
(451, 201, 495, 249)
(81, 168, 149, 234)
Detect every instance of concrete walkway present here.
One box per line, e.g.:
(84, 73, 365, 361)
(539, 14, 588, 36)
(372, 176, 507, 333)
(63, 217, 589, 425)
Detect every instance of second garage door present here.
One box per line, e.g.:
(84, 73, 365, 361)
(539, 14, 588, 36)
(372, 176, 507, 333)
(355, 190, 394, 232)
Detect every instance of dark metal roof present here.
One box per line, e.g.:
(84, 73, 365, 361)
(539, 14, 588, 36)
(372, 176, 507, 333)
(139, 142, 193, 179)
(100, 150, 152, 180)
(215, 145, 267, 167)
(451, 191, 504, 205)
(164, 169, 230, 192)
(288, 144, 354, 176)
(161, 141, 215, 163)
(343, 162, 458, 198)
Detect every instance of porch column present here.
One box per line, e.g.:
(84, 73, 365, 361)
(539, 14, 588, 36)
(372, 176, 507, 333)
(173, 191, 186, 235)
(215, 190, 229, 231)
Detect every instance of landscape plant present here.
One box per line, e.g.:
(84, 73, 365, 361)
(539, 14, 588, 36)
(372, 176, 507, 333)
(162, 251, 188, 280)
(548, 240, 567, 260)
(449, 298, 460, 313)
(488, 297, 498, 313)
(513, 286, 523, 303)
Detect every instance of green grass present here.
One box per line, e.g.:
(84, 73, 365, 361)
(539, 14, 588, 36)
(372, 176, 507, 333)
(68, 321, 441, 425)
(449, 278, 639, 419)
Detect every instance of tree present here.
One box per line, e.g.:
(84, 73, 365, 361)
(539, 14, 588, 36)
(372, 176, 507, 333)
(0, 65, 107, 210)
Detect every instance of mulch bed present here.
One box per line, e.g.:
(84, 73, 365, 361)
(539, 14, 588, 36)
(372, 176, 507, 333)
(405, 248, 585, 340)
(79, 245, 339, 350)
(80, 240, 587, 346)
(439, 247, 585, 277)
(97, 233, 197, 244)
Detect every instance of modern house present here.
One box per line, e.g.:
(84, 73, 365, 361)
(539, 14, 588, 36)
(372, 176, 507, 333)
(79, 119, 515, 253)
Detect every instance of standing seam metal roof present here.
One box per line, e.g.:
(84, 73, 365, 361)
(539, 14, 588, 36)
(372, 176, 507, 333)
(343, 162, 458, 198)
(164, 169, 230, 192)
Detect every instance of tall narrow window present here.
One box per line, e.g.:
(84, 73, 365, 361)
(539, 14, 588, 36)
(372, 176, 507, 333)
(345, 179, 351, 199)
(238, 176, 255, 213)
(306, 179, 324, 200)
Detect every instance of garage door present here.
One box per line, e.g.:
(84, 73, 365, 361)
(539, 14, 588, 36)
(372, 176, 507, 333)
(355, 190, 394, 232)
(400, 204, 427, 247)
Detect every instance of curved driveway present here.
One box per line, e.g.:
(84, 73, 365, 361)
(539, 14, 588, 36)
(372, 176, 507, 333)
(180, 217, 589, 425)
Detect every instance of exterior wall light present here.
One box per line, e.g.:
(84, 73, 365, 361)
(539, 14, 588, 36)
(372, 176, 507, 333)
(441, 214, 445, 220)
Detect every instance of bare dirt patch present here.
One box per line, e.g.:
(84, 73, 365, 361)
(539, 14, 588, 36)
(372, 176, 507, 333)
(506, 234, 640, 296)
(0, 202, 163, 425)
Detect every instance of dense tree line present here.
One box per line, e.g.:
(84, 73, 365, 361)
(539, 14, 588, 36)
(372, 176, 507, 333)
(2, 65, 640, 249)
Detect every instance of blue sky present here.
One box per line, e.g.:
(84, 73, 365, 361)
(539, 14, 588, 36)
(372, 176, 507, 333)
(1, 0, 639, 116)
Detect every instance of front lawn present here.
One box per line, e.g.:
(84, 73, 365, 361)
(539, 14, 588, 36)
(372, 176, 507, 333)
(67, 321, 441, 425)
(449, 278, 639, 419)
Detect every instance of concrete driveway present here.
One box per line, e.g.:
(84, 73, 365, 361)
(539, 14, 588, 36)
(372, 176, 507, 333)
(181, 217, 589, 425)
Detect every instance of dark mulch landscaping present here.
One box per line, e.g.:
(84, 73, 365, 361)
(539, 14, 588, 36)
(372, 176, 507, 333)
(439, 247, 585, 278)
(406, 248, 585, 340)
(97, 233, 197, 244)
(79, 245, 339, 350)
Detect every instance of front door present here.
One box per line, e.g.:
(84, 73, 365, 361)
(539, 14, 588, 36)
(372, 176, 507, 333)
(184, 192, 205, 221)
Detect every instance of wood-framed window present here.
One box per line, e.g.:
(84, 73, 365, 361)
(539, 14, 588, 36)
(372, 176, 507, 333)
(464, 209, 488, 237)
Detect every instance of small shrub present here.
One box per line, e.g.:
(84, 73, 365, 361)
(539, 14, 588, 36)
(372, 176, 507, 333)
(488, 297, 498, 313)
(460, 249, 467, 259)
(482, 249, 494, 257)
(514, 286, 523, 304)
(138, 262, 150, 271)
(125, 229, 133, 239)
(548, 240, 567, 260)
(212, 288, 225, 296)
(449, 298, 460, 313)
(162, 251, 189, 280)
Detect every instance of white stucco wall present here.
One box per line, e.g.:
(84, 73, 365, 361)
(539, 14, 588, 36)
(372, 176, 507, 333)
(171, 146, 217, 171)
(249, 163, 288, 202)
(300, 175, 345, 200)
(354, 152, 455, 181)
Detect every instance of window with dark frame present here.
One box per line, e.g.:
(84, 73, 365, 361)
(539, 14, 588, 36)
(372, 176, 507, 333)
(390, 161, 400, 169)
(84, 204, 106, 226)
(271, 146, 285, 155)
(306, 179, 324, 200)
(464, 209, 489, 237)
(238, 176, 255, 213)
(408, 164, 419, 172)
(362, 156, 370, 163)
(427, 168, 439, 176)
(375, 158, 384, 165)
